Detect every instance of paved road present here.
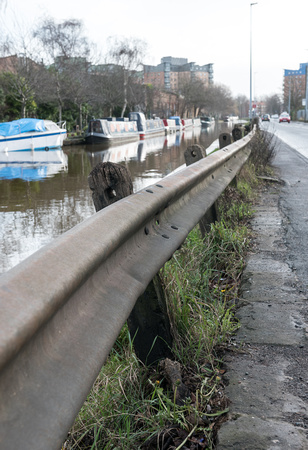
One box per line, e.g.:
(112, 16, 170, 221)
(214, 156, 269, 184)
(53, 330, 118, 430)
(262, 118, 308, 159)
(216, 132, 308, 449)
(262, 120, 308, 284)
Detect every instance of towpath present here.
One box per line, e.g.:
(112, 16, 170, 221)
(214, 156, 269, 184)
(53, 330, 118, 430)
(216, 138, 308, 449)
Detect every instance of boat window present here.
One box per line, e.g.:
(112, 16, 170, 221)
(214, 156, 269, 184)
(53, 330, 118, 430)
(91, 121, 103, 133)
(44, 122, 59, 131)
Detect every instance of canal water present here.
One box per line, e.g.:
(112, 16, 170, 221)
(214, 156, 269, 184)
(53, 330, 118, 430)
(0, 122, 231, 274)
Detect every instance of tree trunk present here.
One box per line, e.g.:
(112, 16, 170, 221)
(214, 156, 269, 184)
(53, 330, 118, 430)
(58, 104, 62, 124)
(120, 70, 128, 117)
(79, 104, 82, 129)
(21, 101, 26, 118)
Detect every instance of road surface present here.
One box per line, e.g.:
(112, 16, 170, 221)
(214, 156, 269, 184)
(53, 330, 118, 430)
(217, 124, 308, 449)
(262, 117, 308, 159)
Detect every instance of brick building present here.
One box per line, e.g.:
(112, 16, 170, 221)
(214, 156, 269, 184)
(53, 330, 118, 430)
(283, 63, 308, 109)
(143, 56, 213, 91)
(0, 55, 19, 74)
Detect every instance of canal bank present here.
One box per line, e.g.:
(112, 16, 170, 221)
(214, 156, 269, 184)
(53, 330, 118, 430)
(216, 139, 308, 449)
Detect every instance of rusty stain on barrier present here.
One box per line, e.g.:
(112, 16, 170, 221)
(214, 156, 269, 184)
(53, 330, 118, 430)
(0, 130, 254, 449)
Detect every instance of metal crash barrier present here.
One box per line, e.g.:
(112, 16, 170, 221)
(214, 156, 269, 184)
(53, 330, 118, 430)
(0, 129, 254, 449)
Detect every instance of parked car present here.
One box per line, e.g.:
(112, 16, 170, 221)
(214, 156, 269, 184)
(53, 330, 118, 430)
(261, 114, 270, 121)
(279, 112, 291, 123)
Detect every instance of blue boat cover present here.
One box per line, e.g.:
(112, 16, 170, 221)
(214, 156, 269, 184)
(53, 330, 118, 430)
(0, 119, 46, 137)
(169, 116, 182, 125)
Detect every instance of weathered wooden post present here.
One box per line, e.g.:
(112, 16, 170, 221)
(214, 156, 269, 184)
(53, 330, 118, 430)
(244, 123, 251, 135)
(221, 130, 240, 188)
(88, 161, 173, 365)
(252, 116, 260, 130)
(232, 126, 243, 141)
(88, 161, 133, 210)
(219, 132, 232, 149)
(184, 144, 217, 236)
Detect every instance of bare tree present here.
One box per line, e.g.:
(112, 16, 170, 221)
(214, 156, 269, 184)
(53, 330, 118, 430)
(202, 84, 235, 118)
(265, 94, 282, 116)
(106, 36, 147, 117)
(235, 95, 249, 119)
(0, 55, 46, 118)
(283, 77, 302, 118)
(33, 18, 90, 64)
(177, 78, 206, 117)
(33, 18, 91, 124)
(86, 64, 124, 117)
(0, 11, 48, 118)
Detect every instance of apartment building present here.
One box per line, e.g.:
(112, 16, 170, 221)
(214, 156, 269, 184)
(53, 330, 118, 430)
(143, 56, 213, 91)
(283, 63, 308, 106)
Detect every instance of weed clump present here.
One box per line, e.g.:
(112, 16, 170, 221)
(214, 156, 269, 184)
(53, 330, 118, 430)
(249, 129, 278, 174)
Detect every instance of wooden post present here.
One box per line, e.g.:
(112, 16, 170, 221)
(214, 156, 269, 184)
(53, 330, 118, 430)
(252, 116, 260, 130)
(126, 273, 173, 365)
(184, 144, 217, 236)
(88, 161, 173, 366)
(88, 161, 133, 210)
(219, 132, 232, 149)
(184, 143, 206, 165)
(244, 123, 251, 135)
(232, 126, 242, 141)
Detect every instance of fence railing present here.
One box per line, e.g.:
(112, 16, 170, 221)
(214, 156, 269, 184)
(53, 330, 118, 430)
(0, 128, 254, 449)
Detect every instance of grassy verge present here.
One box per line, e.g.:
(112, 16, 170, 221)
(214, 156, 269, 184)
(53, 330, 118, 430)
(63, 128, 277, 450)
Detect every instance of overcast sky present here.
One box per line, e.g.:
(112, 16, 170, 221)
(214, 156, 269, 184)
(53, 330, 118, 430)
(1, 0, 307, 99)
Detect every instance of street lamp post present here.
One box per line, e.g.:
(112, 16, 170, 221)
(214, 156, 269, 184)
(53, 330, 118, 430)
(305, 65, 308, 121)
(249, 2, 257, 120)
(288, 79, 291, 115)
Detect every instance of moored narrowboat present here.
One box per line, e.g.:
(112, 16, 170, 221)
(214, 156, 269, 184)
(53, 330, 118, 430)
(85, 118, 139, 144)
(169, 116, 183, 131)
(163, 118, 177, 133)
(128, 112, 165, 140)
(181, 118, 193, 129)
(86, 112, 166, 144)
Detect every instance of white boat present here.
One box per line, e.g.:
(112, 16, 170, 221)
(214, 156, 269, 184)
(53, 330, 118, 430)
(0, 118, 67, 153)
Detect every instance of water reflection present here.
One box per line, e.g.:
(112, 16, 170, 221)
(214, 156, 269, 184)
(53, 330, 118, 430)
(0, 149, 68, 181)
(0, 122, 229, 273)
(86, 132, 189, 192)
